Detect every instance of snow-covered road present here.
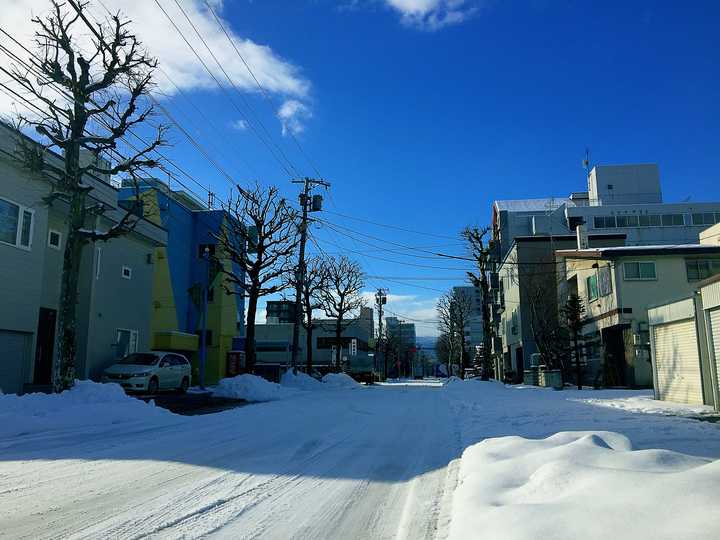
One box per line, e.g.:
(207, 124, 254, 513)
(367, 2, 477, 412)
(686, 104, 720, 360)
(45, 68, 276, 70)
(0, 382, 461, 540)
(1, 378, 719, 539)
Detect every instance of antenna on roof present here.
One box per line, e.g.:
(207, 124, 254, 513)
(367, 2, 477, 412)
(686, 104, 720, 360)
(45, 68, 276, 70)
(583, 148, 591, 174)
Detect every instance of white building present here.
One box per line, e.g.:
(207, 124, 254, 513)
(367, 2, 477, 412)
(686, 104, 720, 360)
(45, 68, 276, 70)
(489, 163, 720, 379)
(452, 285, 484, 360)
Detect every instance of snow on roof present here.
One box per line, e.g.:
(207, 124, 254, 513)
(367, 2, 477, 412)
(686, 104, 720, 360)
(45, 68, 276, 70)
(557, 244, 720, 258)
(494, 197, 572, 212)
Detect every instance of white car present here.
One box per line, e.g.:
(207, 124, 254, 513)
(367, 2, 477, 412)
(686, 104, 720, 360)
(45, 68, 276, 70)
(102, 351, 192, 394)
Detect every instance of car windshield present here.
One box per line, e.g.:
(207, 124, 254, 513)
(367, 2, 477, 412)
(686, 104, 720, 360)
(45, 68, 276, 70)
(118, 353, 158, 366)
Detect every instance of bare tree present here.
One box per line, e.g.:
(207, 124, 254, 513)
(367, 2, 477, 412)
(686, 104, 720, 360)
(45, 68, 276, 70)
(464, 227, 493, 380)
(435, 332, 452, 375)
(437, 289, 472, 378)
(217, 183, 299, 373)
(317, 256, 365, 370)
(9, 1, 166, 391)
(437, 293, 458, 378)
(286, 255, 329, 373)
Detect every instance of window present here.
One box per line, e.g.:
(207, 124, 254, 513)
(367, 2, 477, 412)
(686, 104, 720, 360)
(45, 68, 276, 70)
(207, 287, 215, 302)
(623, 261, 656, 280)
(598, 266, 613, 296)
(661, 214, 685, 227)
(121, 266, 132, 279)
(48, 229, 62, 250)
(0, 197, 34, 250)
(692, 213, 718, 226)
(586, 274, 599, 301)
(616, 215, 638, 227)
(686, 259, 720, 282)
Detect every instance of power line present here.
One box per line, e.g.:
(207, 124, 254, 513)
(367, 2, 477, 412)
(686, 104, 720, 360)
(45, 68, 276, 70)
(322, 209, 463, 241)
(0, 24, 216, 202)
(202, 0, 323, 179)
(153, 0, 300, 179)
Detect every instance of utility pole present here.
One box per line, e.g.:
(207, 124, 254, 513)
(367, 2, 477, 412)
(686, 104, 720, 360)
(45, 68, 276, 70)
(375, 288, 388, 380)
(291, 177, 330, 371)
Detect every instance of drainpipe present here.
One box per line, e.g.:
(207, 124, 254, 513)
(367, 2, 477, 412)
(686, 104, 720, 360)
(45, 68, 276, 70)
(199, 246, 210, 389)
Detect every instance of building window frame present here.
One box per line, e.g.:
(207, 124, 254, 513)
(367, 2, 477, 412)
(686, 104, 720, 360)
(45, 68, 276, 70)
(623, 261, 657, 281)
(686, 259, 720, 282)
(0, 196, 34, 251)
(586, 274, 599, 301)
(121, 265, 133, 280)
(48, 229, 62, 250)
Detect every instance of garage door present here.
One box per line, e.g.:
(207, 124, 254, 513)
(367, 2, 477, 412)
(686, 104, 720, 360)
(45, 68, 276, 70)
(0, 330, 31, 395)
(653, 320, 703, 405)
(709, 308, 720, 399)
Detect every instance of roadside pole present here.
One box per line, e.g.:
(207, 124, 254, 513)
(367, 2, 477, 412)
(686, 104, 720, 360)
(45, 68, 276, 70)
(290, 178, 330, 372)
(375, 288, 387, 380)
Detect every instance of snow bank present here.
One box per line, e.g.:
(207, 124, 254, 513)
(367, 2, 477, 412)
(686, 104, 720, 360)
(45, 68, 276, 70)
(280, 370, 323, 390)
(322, 373, 361, 388)
(579, 393, 717, 418)
(449, 431, 720, 540)
(214, 374, 299, 402)
(0, 380, 171, 439)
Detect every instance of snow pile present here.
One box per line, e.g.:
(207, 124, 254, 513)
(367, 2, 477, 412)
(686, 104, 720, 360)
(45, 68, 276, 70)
(214, 374, 299, 402)
(449, 431, 720, 540)
(0, 380, 171, 439)
(578, 393, 717, 418)
(322, 373, 361, 388)
(280, 369, 323, 390)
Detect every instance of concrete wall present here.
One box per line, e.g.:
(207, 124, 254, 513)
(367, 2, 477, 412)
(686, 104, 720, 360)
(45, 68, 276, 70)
(588, 164, 661, 206)
(567, 202, 720, 246)
(81, 224, 156, 379)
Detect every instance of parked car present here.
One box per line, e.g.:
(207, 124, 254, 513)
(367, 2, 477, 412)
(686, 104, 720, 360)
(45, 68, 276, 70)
(102, 351, 191, 394)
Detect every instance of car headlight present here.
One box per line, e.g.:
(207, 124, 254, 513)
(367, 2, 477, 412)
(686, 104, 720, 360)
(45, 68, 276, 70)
(132, 371, 151, 378)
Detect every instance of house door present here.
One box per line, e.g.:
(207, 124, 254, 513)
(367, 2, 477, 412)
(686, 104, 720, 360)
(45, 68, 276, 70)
(602, 326, 627, 386)
(34, 308, 57, 385)
(515, 346, 524, 383)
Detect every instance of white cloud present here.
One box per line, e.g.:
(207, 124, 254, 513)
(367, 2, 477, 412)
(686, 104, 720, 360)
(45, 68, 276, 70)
(277, 99, 312, 137)
(384, 0, 479, 30)
(0, 1, 312, 133)
(230, 119, 248, 131)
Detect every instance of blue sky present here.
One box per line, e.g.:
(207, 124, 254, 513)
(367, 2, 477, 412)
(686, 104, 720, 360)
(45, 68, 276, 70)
(4, 0, 720, 335)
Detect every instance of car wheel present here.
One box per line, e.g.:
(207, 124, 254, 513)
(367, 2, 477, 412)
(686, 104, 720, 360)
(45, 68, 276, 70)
(179, 377, 189, 394)
(147, 377, 159, 395)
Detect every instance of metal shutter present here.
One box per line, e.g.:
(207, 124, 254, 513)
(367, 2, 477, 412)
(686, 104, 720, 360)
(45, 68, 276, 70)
(709, 308, 720, 399)
(653, 320, 703, 405)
